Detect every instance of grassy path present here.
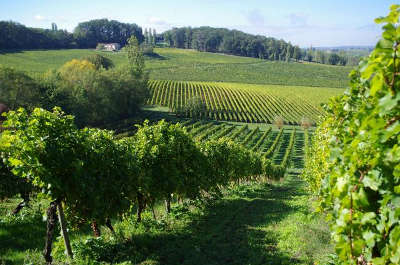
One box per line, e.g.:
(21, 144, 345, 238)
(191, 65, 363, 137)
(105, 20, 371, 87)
(0, 172, 333, 264)
(94, 171, 333, 265)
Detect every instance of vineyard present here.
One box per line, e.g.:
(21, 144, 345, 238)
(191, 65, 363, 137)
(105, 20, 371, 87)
(147, 80, 336, 125)
(112, 117, 306, 169)
(0, 107, 315, 263)
(174, 120, 305, 168)
(1, 3, 397, 264)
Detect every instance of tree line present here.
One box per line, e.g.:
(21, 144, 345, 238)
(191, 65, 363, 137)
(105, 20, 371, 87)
(0, 19, 360, 66)
(163, 26, 359, 66)
(0, 19, 144, 50)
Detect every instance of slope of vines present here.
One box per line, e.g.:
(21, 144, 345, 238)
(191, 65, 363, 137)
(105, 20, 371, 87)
(147, 80, 330, 125)
(181, 121, 301, 169)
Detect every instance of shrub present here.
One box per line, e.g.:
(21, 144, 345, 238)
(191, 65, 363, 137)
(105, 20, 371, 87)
(0, 66, 42, 110)
(273, 116, 284, 129)
(83, 54, 114, 70)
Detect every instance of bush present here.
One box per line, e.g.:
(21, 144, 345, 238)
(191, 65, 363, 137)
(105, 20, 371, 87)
(141, 44, 154, 55)
(39, 55, 147, 127)
(0, 66, 42, 110)
(83, 54, 114, 70)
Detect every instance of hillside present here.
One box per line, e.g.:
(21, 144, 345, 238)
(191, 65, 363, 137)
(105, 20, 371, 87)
(148, 80, 343, 125)
(0, 48, 351, 88)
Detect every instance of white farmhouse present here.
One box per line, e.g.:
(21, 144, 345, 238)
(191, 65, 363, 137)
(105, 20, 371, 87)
(98, 43, 121, 51)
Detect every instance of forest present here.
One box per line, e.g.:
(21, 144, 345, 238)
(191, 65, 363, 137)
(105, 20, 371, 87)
(0, 19, 143, 50)
(163, 26, 356, 65)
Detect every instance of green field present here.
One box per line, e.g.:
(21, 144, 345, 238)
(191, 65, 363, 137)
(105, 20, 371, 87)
(0, 48, 351, 88)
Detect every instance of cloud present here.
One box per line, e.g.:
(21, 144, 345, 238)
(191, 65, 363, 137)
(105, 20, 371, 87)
(144, 16, 174, 32)
(287, 13, 308, 27)
(34, 15, 46, 21)
(146, 17, 168, 26)
(245, 9, 265, 26)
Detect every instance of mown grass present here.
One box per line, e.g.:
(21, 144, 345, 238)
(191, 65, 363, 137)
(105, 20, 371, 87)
(0, 48, 351, 88)
(0, 173, 334, 265)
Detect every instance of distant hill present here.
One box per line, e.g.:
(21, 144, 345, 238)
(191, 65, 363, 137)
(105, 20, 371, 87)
(0, 48, 351, 88)
(312, 45, 374, 51)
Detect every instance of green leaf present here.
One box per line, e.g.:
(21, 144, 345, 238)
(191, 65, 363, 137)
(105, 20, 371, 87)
(361, 212, 376, 224)
(363, 170, 382, 191)
(362, 230, 376, 247)
(370, 73, 384, 96)
(379, 94, 398, 112)
(376, 39, 394, 49)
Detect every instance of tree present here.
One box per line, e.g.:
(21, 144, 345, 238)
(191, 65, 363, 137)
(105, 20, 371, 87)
(285, 44, 292, 62)
(328, 53, 340, 65)
(164, 31, 173, 47)
(73, 19, 144, 48)
(0, 66, 42, 110)
(126, 36, 145, 78)
(152, 28, 157, 45)
(293, 46, 302, 61)
(82, 54, 114, 70)
(0, 21, 75, 49)
(273, 116, 284, 129)
(144, 28, 149, 44)
(51, 23, 58, 31)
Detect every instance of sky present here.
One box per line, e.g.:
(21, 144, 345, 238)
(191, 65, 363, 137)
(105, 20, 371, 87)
(0, 0, 394, 47)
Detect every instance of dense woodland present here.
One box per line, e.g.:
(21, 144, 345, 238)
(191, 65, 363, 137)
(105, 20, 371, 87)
(163, 27, 358, 65)
(0, 19, 358, 66)
(0, 19, 144, 50)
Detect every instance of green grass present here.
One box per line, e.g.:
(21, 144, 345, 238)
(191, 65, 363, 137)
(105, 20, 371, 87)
(148, 52, 351, 88)
(0, 197, 48, 264)
(0, 173, 334, 265)
(0, 48, 351, 88)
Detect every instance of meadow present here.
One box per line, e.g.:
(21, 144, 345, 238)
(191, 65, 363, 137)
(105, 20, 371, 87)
(0, 48, 351, 88)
